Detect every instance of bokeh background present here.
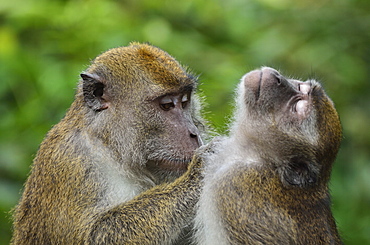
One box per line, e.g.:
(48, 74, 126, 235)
(0, 0, 369, 244)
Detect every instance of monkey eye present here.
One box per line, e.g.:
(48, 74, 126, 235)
(181, 94, 189, 108)
(159, 96, 175, 111)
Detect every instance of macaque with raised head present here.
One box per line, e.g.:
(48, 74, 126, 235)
(194, 67, 342, 244)
(12, 43, 208, 244)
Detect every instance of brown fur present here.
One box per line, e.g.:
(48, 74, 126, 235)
(12, 43, 207, 244)
(195, 67, 342, 244)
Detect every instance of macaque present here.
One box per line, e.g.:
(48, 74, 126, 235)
(12, 43, 208, 244)
(194, 67, 342, 244)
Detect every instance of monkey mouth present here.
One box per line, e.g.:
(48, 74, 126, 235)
(160, 158, 191, 170)
(298, 82, 311, 94)
(291, 81, 312, 117)
(147, 157, 192, 171)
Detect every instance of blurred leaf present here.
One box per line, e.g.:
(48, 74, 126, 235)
(0, 0, 369, 244)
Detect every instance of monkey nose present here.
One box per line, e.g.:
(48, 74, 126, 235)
(189, 129, 203, 146)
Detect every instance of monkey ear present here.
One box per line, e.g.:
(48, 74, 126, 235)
(279, 159, 319, 188)
(80, 73, 109, 111)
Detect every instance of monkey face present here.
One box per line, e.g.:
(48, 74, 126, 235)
(242, 67, 314, 124)
(239, 67, 340, 142)
(236, 67, 342, 187)
(79, 43, 204, 182)
(144, 91, 203, 175)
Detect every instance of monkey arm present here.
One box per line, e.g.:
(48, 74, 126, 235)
(86, 155, 203, 245)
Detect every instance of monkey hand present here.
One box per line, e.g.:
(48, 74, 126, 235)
(198, 136, 224, 156)
(187, 136, 225, 177)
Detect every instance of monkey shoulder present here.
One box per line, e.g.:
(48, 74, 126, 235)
(195, 139, 261, 245)
(199, 136, 260, 209)
(201, 137, 258, 179)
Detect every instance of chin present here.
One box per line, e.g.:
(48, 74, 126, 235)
(146, 159, 189, 183)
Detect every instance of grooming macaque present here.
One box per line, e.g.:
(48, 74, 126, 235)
(194, 67, 342, 244)
(12, 43, 207, 244)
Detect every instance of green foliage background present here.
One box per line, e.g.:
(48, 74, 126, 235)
(0, 0, 369, 243)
